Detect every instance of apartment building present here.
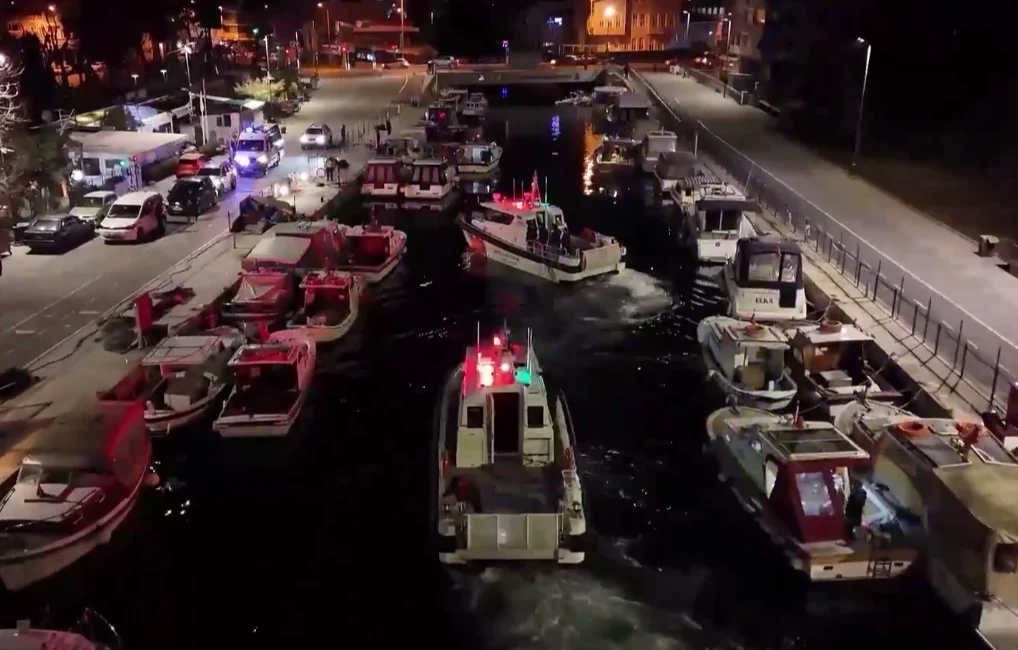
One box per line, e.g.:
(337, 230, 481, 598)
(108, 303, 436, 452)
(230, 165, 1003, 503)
(584, 0, 683, 51)
(727, 0, 765, 72)
(211, 5, 252, 45)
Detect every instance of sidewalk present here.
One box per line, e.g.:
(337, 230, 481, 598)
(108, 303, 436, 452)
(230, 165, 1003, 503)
(634, 70, 1018, 412)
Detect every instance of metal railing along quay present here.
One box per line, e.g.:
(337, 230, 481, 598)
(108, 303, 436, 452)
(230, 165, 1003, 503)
(672, 65, 750, 106)
(634, 70, 1018, 414)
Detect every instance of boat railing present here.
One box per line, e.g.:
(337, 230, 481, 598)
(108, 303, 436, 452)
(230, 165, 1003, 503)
(527, 240, 580, 261)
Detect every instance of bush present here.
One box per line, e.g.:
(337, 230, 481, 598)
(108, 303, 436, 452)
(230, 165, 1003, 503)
(143, 158, 179, 184)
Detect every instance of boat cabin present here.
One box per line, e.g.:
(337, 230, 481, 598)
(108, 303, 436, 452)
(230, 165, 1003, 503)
(379, 135, 423, 160)
(594, 137, 639, 168)
(141, 331, 242, 414)
(458, 141, 501, 167)
(361, 157, 404, 197)
(689, 190, 760, 263)
(299, 270, 358, 326)
(592, 86, 628, 104)
(425, 103, 457, 127)
(654, 151, 698, 194)
(340, 223, 400, 267)
(788, 322, 900, 406)
(726, 237, 807, 322)
(462, 93, 489, 116)
(707, 319, 790, 392)
(670, 170, 724, 207)
(405, 159, 457, 199)
(721, 416, 874, 546)
(641, 129, 678, 171)
(242, 220, 343, 274)
(223, 342, 308, 415)
(222, 271, 293, 323)
(608, 92, 651, 124)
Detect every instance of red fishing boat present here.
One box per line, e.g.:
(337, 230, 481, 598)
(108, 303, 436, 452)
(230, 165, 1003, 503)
(336, 223, 407, 284)
(288, 270, 363, 343)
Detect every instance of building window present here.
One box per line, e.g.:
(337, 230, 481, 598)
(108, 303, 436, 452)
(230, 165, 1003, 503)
(638, 37, 644, 49)
(599, 20, 604, 28)
(82, 158, 102, 176)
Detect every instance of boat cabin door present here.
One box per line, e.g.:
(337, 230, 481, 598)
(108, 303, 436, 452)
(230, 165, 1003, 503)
(489, 391, 521, 456)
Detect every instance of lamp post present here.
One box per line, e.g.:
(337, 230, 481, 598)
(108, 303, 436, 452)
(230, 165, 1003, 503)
(160, 68, 168, 82)
(851, 37, 872, 170)
(399, 0, 405, 51)
(131, 73, 139, 85)
(264, 35, 271, 76)
(683, 10, 691, 43)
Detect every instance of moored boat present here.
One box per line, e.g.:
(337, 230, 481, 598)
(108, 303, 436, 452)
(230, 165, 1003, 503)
(705, 405, 915, 581)
(433, 328, 586, 564)
(335, 223, 407, 283)
(221, 270, 294, 327)
(403, 158, 457, 200)
(213, 331, 316, 438)
(456, 140, 502, 176)
(288, 270, 363, 343)
(458, 173, 625, 283)
(698, 316, 797, 411)
(461, 92, 489, 117)
(0, 404, 154, 591)
(653, 151, 697, 197)
(141, 327, 247, 434)
(0, 610, 121, 650)
(678, 180, 758, 264)
(722, 236, 807, 322)
(639, 128, 678, 173)
(360, 157, 404, 197)
(591, 136, 639, 173)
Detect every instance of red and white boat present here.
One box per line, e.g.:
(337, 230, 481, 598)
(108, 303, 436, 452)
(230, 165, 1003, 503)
(360, 157, 404, 197)
(141, 327, 246, 435)
(289, 270, 363, 343)
(336, 223, 407, 284)
(213, 331, 316, 438)
(705, 405, 915, 582)
(0, 611, 121, 650)
(0, 403, 155, 591)
(221, 271, 295, 326)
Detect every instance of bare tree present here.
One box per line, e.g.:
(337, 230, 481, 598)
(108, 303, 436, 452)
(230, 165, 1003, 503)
(0, 58, 22, 197)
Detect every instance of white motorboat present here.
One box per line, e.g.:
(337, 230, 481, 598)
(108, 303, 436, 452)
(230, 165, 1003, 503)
(639, 128, 678, 173)
(456, 140, 502, 176)
(698, 316, 797, 411)
(0, 405, 154, 591)
(403, 158, 457, 199)
(677, 180, 758, 264)
(786, 320, 901, 420)
(555, 91, 591, 106)
(722, 236, 807, 322)
(461, 92, 489, 117)
(836, 407, 1018, 646)
(591, 136, 639, 173)
(379, 134, 424, 162)
(141, 327, 247, 435)
(653, 151, 697, 197)
(214, 331, 316, 438)
(0, 611, 121, 650)
(335, 223, 407, 284)
(591, 85, 628, 104)
(606, 92, 650, 126)
(289, 270, 363, 343)
(705, 406, 914, 581)
(458, 173, 626, 283)
(360, 157, 404, 197)
(439, 88, 469, 108)
(433, 328, 586, 564)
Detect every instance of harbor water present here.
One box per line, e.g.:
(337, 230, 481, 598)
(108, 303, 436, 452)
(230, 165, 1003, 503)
(0, 86, 986, 650)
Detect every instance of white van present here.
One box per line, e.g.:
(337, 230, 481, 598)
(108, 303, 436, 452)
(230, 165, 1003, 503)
(97, 191, 166, 243)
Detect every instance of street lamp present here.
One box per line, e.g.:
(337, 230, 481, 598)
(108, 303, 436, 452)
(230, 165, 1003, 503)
(160, 68, 168, 81)
(851, 37, 872, 170)
(399, 0, 405, 51)
(723, 17, 732, 57)
(682, 10, 691, 42)
(317, 2, 331, 43)
(131, 73, 139, 85)
(604, 5, 615, 17)
(264, 35, 271, 76)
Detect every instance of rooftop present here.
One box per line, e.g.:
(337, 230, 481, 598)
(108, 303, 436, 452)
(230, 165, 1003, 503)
(69, 130, 188, 157)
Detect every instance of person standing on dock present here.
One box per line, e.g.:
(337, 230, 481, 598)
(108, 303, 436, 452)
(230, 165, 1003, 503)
(385, 116, 392, 135)
(340, 124, 347, 149)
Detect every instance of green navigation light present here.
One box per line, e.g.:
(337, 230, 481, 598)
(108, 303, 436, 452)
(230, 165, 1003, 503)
(514, 368, 532, 385)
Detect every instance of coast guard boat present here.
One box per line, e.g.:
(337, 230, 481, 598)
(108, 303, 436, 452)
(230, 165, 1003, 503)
(433, 328, 586, 564)
(458, 173, 625, 283)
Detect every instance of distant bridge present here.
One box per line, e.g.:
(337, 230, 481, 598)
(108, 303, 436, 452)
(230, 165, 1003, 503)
(435, 68, 601, 87)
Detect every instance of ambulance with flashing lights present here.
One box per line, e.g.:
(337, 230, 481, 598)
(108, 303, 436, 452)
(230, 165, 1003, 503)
(432, 328, 587, 565)
(234, 131, 282, 177)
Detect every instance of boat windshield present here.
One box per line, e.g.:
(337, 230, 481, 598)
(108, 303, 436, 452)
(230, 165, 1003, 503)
(365, 163, 399, 183)
(795, 469, 847, 517)
(646, 136, 676, 156)
(747, 252, 799, 283)
(703, 209, 743, 232)
(17, 465, 72, 485)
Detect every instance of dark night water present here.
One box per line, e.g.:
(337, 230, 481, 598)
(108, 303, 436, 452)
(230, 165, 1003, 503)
(0, 89, 986, 650)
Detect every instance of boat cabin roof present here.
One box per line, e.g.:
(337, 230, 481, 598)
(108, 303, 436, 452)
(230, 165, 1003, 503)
(676, 171, 724, 188)
(141, 333, 236, 367)
(382, 134, 420, 145)
(300, 270, 354, 289)
(345, 223, 396, 238)
(738, 236, 801, 257)
(481, 197, 563, 221)
(614, 92, 651, 109)
(268, 220, 335, 238)
(655, 152, 698, 179)
(711, 318, 788, 349)
(461, 140, 496, 150)
(367, 157, 401, 166)
(229, 342, 300, 366)
(603, 136, 639, 146)
(791, 322, 874, 346)
(248, 233, 310, 265)
(646, 129, 677, 140)
(695, 198, 761, 213)
(732, 418, 870, 463)
(412, 158, 448, 166)
(462, 335, 539, 394)
(594, 86, 628, 94)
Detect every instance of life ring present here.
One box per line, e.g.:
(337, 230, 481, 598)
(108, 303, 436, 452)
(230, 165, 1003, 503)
(895, 421, 930, 438)
(819, 319, 843, 333)
(955, 421, 983, 445)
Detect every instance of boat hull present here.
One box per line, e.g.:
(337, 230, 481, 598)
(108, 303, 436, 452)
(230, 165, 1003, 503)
(459, 217, 623, 283)
(144, 386, 226, 435)
(697, 238, 739, 264)
(404, 183, 454, 199)
(301, 310, 358, 343)
(698, 324, 797, 411)
(361, 184, 401, 197)
(0, 467, 148, 592)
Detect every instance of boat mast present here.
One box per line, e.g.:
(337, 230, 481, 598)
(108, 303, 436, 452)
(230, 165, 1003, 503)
(476, 321, 480, 352)
(527, 327, 532, 374)
(544, 175, 549, 204)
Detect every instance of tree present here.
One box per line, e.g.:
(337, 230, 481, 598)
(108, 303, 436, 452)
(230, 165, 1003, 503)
(100, 105, 142, 131)
(4, 129, 71, 216)
(234, 78, 284, 102)
(0, 60, 22, 198)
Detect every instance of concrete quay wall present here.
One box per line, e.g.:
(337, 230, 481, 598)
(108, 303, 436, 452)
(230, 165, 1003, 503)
(629, 70, 1007, 417)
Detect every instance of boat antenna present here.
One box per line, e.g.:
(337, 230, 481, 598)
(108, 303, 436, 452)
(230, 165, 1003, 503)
(512, 178, 516, 200)
(544, 175, 549, 204)
(527, 327, 533, 374)
(476, 321, 480, 352)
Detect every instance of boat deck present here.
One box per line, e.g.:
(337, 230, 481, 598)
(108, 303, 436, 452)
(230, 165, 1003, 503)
(446, 459, 559, 514)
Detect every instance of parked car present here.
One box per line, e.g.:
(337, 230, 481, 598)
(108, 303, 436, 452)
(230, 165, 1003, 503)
(384, 58, 410, 69)
(429, 56, 457, 69)
(97, 191, 166, 243)
(196, 160, 237, 195)
(22, 215, 93, 252)
(300, 123, 333, 150)
(167, 177, 218, 218)
(69, 190, 117, 224)
(176, 153, 208, 177)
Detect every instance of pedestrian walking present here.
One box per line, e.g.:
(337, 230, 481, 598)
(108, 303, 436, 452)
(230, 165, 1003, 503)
(340, 124, 347, 148)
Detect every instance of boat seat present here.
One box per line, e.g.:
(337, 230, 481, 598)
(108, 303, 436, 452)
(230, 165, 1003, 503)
(738, 363, 767, 391)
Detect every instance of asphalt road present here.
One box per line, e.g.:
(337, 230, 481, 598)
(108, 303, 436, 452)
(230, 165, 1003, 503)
(0, 74, 412, 371)
(638, 71, 1018, 395)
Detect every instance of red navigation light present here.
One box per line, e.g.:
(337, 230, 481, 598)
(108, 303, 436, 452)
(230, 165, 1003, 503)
(500, 362, 510, 372)
(493, 336, 501, 346)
